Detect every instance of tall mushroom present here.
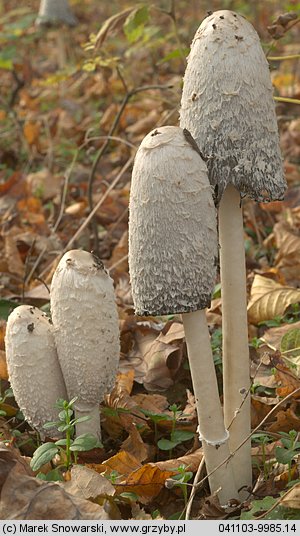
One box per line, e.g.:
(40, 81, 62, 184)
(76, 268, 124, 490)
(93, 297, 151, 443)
(5, 305, 67, 438)
(50, 250, 120, 441)
(180, 10, 286, 496)
(129, 126, 238, 505)
(36, 0, 77, 70)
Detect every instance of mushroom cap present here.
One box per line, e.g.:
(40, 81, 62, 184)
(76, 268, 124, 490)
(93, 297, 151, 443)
(50, 250, 120, 409)
(128, 126, 218, 316)
(180, 10, 286, 203)
(5, 305, 67, 437)
(36, 0, 77, 27)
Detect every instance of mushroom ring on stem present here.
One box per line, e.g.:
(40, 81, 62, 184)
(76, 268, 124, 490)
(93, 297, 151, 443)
(129, 125, 238, 505)
(50, 250, 120, 441)
(180, 10, 287, 498)
(5, 305, 67, 439)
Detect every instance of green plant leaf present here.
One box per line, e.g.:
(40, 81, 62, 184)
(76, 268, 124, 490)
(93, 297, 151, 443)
(123, 5, 148, 43)
(119, 492, 139, 501)
(55, 439, 68, 446)
(240, 496, 279, 520)
(0, 299, 18, 320)
(281, 328, 300, 362)
(30, 443, 59, 471)
(57, 423, 74, 433)
(157, 438, 178, 451)
(70, 433, 102, 452)
(73, 415, 91, 424)
(171, 430, 195, 443)
(36, 468, 64, 482)
(43, 421, 60, 429)
(275, 447, 296, 465)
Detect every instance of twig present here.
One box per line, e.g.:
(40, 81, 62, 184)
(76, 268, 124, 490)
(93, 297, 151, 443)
(64, 156, 134, 253)
(185, 456, 205, 519)
(194, 387, 300, 495)
(24, 246, 47, 288)
(226, 361, 262, 431)
(108, 206, 129, 234)
(255, 482, 296, 520)
(109, 253, 129, 273)
(85, 134, 137, 150)
(87, 83, 173, 252)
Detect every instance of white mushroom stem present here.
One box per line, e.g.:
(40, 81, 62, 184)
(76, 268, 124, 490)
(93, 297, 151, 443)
(219, 184, 252, 498)
(72, 404, 100, 438)
(182, 310, 237, 505)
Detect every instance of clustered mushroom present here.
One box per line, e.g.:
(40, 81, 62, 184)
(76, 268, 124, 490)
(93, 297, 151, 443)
(5, 251, 120, 441)
(180, 10, 286, 497)
(5, 8, 286, 506)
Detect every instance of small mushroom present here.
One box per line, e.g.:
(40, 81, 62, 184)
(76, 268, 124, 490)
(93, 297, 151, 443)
(180, 10, 287, 497)
(36, 0, 77, 27)
(5, 305, 67, 438)
(129, 126, 238, 505)
(50, 250, 120, 441)
(36, 0, 77, 70)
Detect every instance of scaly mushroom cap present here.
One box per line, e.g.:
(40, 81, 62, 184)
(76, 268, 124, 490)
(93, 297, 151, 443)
(5, 305, 67, 437)
(50, 250, 120, 408)
(180, 10, 286, 203)
(36, 0, 77, 27)
(129, 126, 218, 316)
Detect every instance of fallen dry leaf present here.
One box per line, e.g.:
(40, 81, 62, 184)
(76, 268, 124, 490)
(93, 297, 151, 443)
(0, 350, 8, 381)
(121, 423, 152, 463)
(247, 275, 300, 324)
(251, 396, 278, 429)
(0, 446, 112, 519)
(63, 465, 115, 500)
(154, 448, 203, 472)
(120, 320, 184, 391)
(273, 221, 300, 285)
(280, 482, 300, 509)
(4, 229, 24, 277)
(266, 405, 300, 433)
(262, 321, 300, 351)
(26, 169, 60, 201)
(0, 474, 112, 519)
(272, 355, 300, 398)
(23, 120, 41, 147)
(115, 464, 175, 504)
(90, 450, 142, 479)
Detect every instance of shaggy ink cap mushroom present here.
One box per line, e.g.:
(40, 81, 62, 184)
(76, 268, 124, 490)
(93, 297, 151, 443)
(180, 10, 286, 203)
(50, 250, 120, 440)
(129, 126, 238, 503)
(5, 305, 67, 438)
(36, 0, 77, 27)
(129, 126, 218, 316)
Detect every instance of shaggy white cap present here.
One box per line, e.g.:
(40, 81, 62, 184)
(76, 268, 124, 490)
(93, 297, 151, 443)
(180, 10, 286, 203)
(50, 250, 120, 412)
(5, 305, 67, 437)
(129, 126, 218, 316)
(36, 0, 77, 27)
